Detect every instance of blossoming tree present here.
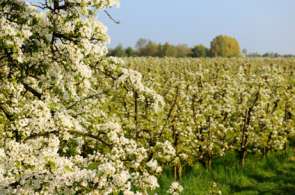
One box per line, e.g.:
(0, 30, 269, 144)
(0, 0, 178, 194)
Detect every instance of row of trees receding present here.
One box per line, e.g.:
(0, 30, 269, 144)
(109, 35, 241, 58)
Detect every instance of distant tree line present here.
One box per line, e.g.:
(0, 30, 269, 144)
(109, 35, 294, 58)
(109, 35, 240, 58)
(108, 40, 194, 58)
(245, 52, 295, 58)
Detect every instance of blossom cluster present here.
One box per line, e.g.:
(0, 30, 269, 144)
(0, 0, 176, 194)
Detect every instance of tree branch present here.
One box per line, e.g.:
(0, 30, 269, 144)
(22, 82, 42, 100)
(24, 130, 112, 147)
(104, 10, 120, 24)
(0, 104, 13, 121)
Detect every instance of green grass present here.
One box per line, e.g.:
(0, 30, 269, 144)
(156, 149, 295, 195)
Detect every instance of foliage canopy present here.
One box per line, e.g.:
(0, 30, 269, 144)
(210, 35, 241, 57)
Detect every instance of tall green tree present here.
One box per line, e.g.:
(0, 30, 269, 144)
(159, 43, 177, 57)
(192, 44, 209, 57)
(136, 39, 160, 56)
(175, 44, 192, 57)
(210, 35, 241, 57)
(135, 38, 149, 50)
(125, 46, 136, 56)
(109, 44, 127, 57)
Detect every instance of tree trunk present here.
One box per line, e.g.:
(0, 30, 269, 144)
(239, 148, 247, 168)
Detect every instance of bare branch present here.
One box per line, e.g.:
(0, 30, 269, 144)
(104, 10, 120, 24)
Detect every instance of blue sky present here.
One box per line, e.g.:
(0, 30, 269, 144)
(99, 0, 295, 54)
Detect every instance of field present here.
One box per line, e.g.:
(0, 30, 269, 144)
(157, 149, 295, 195)
(1, 1, 295, 194)
(123, 57, 295, 194)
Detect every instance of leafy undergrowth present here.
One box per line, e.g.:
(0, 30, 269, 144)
(156, 148, 295, 195)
